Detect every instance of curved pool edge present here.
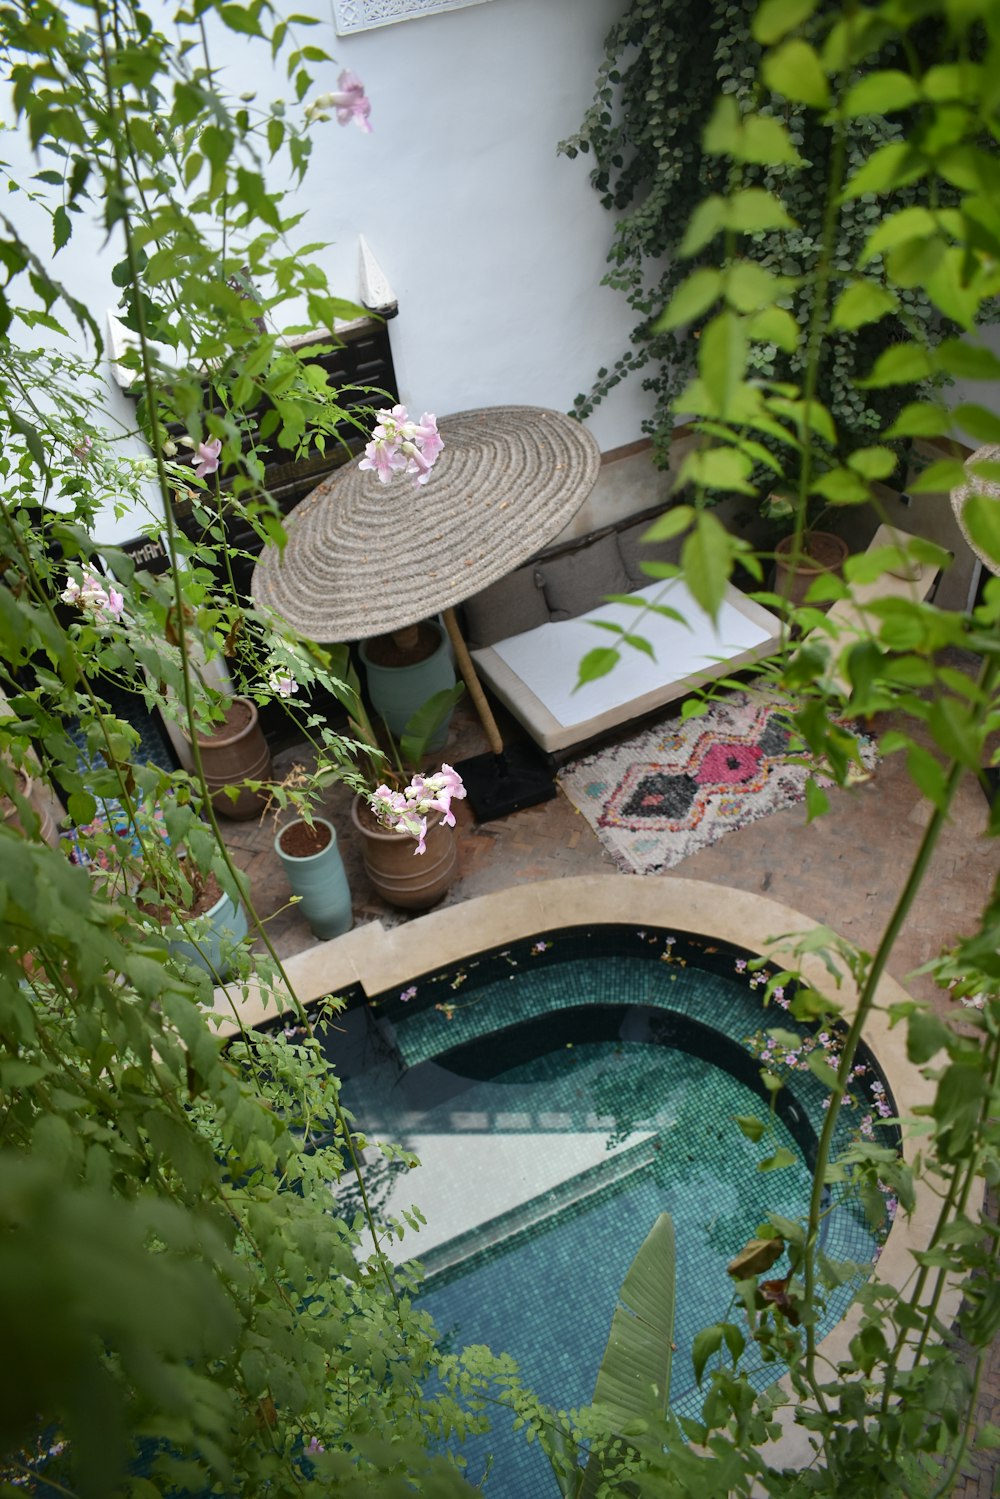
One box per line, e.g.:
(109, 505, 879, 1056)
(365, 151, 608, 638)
(210, 874, 962, 1473)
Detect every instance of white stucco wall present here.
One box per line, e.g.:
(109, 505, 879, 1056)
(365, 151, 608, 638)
(2, 0, 657, 545)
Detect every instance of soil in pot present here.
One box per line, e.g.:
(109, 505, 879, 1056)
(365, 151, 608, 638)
(191, 695, 272, 820)
(277, 820, 332, 859)
(139, 869, 225, 925)
(197, 697, 254, 743)
(363, 622, 441, 668)
(773, 531, 849, 610)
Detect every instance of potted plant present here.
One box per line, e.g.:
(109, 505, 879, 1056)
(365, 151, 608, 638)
(273, 814, 353, 940)
(764, 493, 849, 610)
(358, 617, 457, 751)
(186, 693, 273, 821)
(146, 867, 249, 982)
(292, 645, 467, 911)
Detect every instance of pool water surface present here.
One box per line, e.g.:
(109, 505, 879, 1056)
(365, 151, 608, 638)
(332, 927, 895, 1496)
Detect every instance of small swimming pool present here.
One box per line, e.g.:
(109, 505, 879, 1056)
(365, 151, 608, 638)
(328, 924, 899, 1497)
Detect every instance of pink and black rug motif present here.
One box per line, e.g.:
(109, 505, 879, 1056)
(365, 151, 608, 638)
(557, 686, 878, 875)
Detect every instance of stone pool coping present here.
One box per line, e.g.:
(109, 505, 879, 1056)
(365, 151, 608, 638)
(209, 874, 960, 1473)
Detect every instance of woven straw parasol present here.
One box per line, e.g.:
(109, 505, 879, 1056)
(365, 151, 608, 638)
(251, 405, 601, 639)
(951, 443, 1000, 576)
(251, 405, 602, 819)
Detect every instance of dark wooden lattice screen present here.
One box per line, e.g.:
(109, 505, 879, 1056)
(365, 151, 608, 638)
(169, 318, 398, 603)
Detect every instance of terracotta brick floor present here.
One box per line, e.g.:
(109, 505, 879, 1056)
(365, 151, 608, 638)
(220, 677, 1000, 1493)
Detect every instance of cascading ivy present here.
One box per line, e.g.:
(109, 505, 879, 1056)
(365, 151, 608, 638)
(561, 0, 987, 478)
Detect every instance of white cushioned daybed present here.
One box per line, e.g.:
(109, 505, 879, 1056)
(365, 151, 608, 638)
(463, 516, 783, 756)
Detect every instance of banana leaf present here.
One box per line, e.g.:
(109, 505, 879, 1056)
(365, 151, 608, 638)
(578, 1212, 676, 1498)
(399, 681, 465, 769)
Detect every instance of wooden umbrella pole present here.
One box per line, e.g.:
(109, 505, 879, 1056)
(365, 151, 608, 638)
(442, 607, 504, 757)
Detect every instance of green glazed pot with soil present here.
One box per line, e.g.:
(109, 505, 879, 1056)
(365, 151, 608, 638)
(143, 870, 249, 983)
(274, 816, 353, 941)
(359, 619, 457, 751)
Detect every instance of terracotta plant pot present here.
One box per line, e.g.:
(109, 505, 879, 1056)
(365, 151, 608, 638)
(1, 767, 59, 849)
(190, 695, 272, 820)
(275, 816, 353, 941)
(772, 531, 849, 610)
(351, 795, 457, 911)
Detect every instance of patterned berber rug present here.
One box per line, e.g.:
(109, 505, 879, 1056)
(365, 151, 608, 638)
(556, 684, 879, 876)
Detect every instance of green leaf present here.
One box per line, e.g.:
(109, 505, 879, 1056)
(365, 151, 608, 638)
(858, 342, 934, 388)
(691, 1324, 724, 1385)
(811, 465, 871, 504)
(577, 647, 620, 685)
(847, 446, 898, 480)
(725, 261, 793, 312)
(842, 70, 920, 116)
(959, 494, 1000, 569)
(730, 189, 796, 234)
(680, 195, 727, 257)
(67, 790, 98, 827)
(734, 1114, 766, 1142)
(804, 779, 829, 822)
(937, 339, 1000, 381)
(752, 0, 817, 45)
(758, 1146, 797, 1172)
(580, 1215, 675, 1497)
(763, 39, 830, 108)
(52, 204, 71, 253)
(218, 2, 264, 34)
(841, 142, 926, 201)
(953, 404, 1000, 444)
(699, 310, 748, 417)
(806, 1050, 838, 1088)
(710, 101, 802, 166)
(907, 1009, 953, 1065)
(678, 445, 756, 497)
(830, 281, 898, 331)
(399, 682, 465, 768)
(908, 457, 972, 494)
(906, 744, 948, 809)
(655, 268, 721, 331)
(746, 305, 800, 353)
(682, 511, 734, 619)
(883, 402, 952, 439)
(644, 504, 694, 542)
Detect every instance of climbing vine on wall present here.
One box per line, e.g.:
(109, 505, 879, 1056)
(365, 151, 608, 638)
(561, 0, 986, 475)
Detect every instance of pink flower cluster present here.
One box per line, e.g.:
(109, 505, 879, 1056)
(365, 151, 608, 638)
(359, 405, 443, 487)
(307, 70, 372, 133)
(61, 573, 124, 625)
(268, 670, 298, 698)
(369, 766, 465, 855)
(192, 437, 222, 478)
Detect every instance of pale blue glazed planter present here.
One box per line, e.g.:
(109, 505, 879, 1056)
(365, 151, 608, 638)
(359, 620, 456, 750)
(170, 887, 249, 981)
(275, 817, 353, 941)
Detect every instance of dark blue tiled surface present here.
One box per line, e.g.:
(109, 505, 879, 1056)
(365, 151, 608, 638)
(339, 926, 898, 1497)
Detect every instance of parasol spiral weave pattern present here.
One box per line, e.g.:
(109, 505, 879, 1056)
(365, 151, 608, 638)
(251, 405, 601, 639)
(951, 442, 1000, 578)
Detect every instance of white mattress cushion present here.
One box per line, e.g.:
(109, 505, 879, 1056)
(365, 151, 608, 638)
(488, 579, 776, 729)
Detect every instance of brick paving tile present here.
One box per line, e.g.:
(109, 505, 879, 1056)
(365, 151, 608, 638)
(216, 684, 999, 1491)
